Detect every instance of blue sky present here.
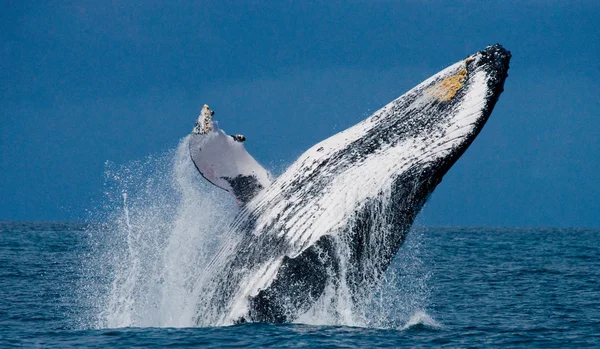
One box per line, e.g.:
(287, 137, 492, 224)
(1, 1, 598, 227)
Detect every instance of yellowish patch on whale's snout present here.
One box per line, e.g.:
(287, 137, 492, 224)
(426, 61, 468, 102)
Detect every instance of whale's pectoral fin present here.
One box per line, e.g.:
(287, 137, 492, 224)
(189, 105, 273, 204)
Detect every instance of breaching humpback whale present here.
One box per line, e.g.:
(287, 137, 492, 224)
(189, 44, 511, 325)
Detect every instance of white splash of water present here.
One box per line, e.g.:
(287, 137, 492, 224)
(82, 136, 432, 329)
(293, 226, 432, 328)
(368, 227, 433, 328)
(399, 310, 442, 330)
(85, 136, 237, 328)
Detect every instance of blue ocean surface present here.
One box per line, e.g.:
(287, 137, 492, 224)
(1, 222, 598, 348)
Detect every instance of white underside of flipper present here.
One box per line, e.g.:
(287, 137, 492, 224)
(189, 106, 272, 204)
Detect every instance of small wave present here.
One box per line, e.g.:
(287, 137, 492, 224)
(399, 310, 442, 331)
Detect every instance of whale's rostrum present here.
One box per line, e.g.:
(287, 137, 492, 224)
(190, 44, 511, 325)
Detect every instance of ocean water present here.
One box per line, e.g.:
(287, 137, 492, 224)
(2, 142, 599, 347)
(1, 222, 598, 348)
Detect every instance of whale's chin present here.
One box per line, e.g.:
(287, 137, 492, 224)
(189, 45, 511, 325)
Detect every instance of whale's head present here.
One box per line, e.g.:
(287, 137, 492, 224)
(418, 43, 511, 144)
(371, 43, 512, 198)
(245, 44, 510, 256)
(348, 43, 512, 177)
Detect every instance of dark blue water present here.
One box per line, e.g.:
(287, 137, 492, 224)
(1, 222, 599, 348)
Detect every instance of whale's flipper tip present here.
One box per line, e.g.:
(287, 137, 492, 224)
(193, 104, 216, 135)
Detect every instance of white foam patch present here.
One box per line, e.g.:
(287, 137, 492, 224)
(83, 137, 238, 328)
(399, 310, 443, 330)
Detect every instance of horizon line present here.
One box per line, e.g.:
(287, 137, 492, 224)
(0, 220, 598, 231)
